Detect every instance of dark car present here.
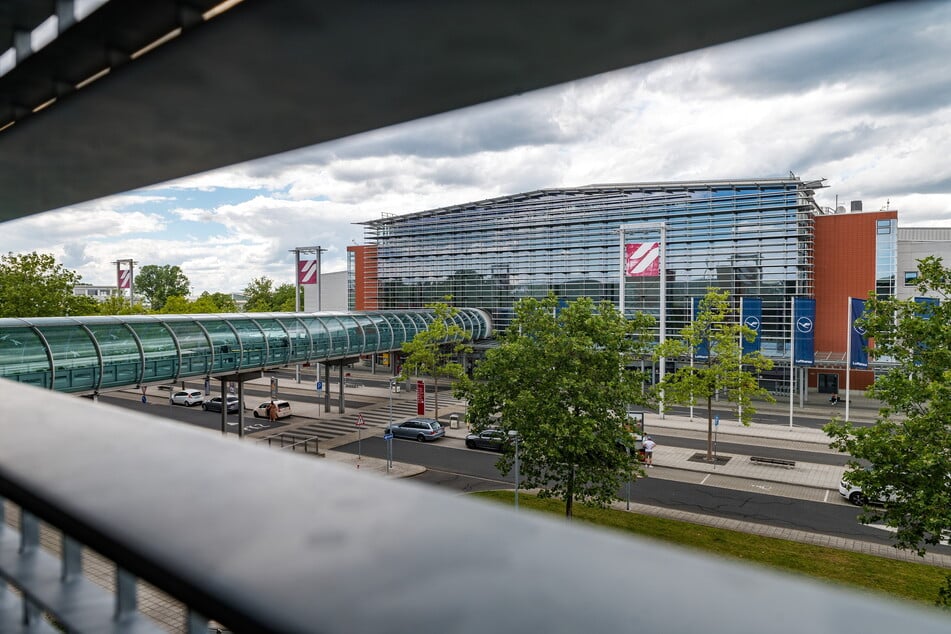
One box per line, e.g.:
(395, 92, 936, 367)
(465, 429, 508, 451)
(385, 417, 445, 442)
(202, 395, 240, 414)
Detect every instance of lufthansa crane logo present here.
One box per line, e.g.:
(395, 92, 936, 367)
(743, 316, 760, 330)
(796, 316, 814, 333)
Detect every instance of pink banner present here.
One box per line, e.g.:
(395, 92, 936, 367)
(624, 242, 660, 277)
(117, 269, 132, 289)
(298, 259, 318, 285)
(417, 380, 425, 415)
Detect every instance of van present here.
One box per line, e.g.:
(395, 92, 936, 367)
(253, 400, 292, 419)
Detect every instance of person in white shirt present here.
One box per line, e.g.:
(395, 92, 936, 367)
(643, 436, 656, 468)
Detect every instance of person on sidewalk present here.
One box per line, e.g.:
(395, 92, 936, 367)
(267, 400, 278, 423)
(643, 436, 656, 468)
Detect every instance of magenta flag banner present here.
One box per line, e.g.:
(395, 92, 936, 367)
(298, 259, 318, 285)
(117, 269, 132, 289)
(624, 242, 660, 277)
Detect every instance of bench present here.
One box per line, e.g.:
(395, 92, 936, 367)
(749, 456, 796, 468)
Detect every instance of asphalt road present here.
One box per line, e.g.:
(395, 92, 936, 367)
(96, 389, 948, 556)
(335, 437, 951, 555)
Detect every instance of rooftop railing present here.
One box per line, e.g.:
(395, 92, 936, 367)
(1, 380, 948, 633)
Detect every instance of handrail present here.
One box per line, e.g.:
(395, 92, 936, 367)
(1, 380, 948, 633)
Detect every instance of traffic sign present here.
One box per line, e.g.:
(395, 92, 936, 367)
(384, 433, 393, 440)
(356, 413, 366, 427)
(315, 380, 323, 391)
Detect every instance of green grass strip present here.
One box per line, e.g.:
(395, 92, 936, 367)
(472, 490, 949, 606)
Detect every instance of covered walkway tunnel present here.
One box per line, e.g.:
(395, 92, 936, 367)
(0, 309, 492, 394)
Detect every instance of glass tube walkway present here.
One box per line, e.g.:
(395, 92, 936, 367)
(0, 309, 492, 394)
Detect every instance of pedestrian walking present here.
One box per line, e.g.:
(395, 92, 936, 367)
(267, 400, 278, 423)
(643, 436, 656, 468)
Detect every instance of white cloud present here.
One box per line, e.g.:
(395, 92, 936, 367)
(3, 2, 950, 294)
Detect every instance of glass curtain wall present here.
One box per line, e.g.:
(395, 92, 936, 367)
(361, 179, 820, 358)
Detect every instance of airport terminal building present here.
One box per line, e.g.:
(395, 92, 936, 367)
(349, 177, 911, 392)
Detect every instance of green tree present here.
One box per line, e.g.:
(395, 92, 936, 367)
(655, 288, 774, 462)
(243, 277, 298, 312)
(159, 296, 192, 314)
(825, 258, 951, 607)
(136, 264, 190, 311)
(243, 277, 275, 312)
(459, 294, 655, 518)
(273, 283, 298, 312)
(0, 252, 95, 317)
(399, 300, 473, 420)
(202, 292, 238, 312)
(96, 295, 149, 315)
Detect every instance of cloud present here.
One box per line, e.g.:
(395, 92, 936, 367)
(3, 2, 951, 295)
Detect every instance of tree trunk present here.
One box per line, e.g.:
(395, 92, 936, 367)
(706, 395, 714, 461)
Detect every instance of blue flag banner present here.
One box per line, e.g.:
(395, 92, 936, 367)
(793, 297, 815, 366)
(741, 297, 762, 355)
(849, 297, 868, 369)
(693, 296, 709, 360)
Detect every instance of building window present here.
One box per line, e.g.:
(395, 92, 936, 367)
(876, 220, 892, 234)
(904, 271, 918, 286)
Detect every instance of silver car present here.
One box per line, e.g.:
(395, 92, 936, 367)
(385, 417, 445, 442)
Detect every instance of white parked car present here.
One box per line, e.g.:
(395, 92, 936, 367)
(253, 400, 293, 419)
(169, 389, 204, 407)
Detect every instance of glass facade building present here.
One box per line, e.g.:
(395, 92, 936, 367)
(358, 178, 823, 359)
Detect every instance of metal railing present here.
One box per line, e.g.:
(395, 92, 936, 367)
(1, 380, 948, 633)
(259, 433, 322, 455)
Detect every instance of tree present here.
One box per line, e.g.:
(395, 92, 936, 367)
(136, 264, 190, 311)
(204, 292, 238, 313)
(0, 252, 96, 317)
(825, 257, 951, 607)
(458, 294, 655, 518)
(244, 278, 297, 312)
(273, 283, 298, 312)
(399, 300, 473, 420)
(655, 288, 774, 462)
(97, 295, 149, 315)
(159, 296, 192, 314)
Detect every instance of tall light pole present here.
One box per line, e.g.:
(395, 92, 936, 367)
(508, 430, 520, 510)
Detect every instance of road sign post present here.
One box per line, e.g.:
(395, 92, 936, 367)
(383, 431, 394, 472)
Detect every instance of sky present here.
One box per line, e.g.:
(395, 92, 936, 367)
(3, 1, 950, 295)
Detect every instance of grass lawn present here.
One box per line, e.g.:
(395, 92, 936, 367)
(472, 490, 950, 607)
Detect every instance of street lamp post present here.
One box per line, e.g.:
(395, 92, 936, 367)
(508, 430, 520, 510)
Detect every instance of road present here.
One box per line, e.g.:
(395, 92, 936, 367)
(332, 436, 951, 556)
(96, 387, 950, 556)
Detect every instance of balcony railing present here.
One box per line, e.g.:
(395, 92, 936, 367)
(1, 380, 948, 633)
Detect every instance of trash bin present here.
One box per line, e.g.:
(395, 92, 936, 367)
(449, 413, 460, 429)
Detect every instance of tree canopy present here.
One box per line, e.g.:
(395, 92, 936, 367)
(399, 300, 472, 420)
(244, 277, 297, 312)
(0, 252, 97, 317)
(459, 295, 655, 518)
(825, 256, 951, 561)
(135, 264, 190, 311)
(655, 288, 774, 461)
